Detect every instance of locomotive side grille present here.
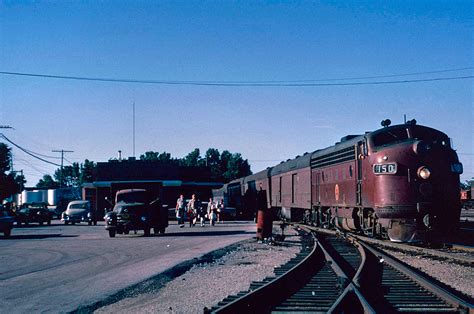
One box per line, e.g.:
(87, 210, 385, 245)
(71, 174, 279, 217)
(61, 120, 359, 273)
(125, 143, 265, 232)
(311, 146, 356, 168)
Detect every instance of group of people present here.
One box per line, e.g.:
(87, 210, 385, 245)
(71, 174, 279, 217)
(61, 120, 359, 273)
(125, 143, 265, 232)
(175, 194, 224, 228)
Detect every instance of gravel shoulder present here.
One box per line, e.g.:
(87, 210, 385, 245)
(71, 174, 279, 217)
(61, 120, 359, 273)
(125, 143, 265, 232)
(95, 226, 301, 313)
(379, 248, 474, 299)
(94, 224, 473, 313)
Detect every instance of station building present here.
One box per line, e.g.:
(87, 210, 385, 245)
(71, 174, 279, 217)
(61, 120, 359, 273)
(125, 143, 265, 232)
(82, 158, 223, 214)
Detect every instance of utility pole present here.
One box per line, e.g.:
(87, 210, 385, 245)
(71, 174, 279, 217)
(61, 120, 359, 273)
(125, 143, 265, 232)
(52, 149, 74, 188)
(133, 101, 136, 158)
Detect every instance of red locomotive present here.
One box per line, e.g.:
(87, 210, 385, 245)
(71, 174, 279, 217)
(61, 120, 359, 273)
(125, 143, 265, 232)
(214, 119, 463, 242)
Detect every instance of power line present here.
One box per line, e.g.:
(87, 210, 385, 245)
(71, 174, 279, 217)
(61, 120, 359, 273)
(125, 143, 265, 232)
(0, 69, 473, 87)
(1, 134, 61, 167)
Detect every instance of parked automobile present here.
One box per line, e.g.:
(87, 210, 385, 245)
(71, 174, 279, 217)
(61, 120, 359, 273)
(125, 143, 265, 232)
(61, 200, 97, 225)
(104, 189, 168, 237)
(0, 206, 14, 237)
(15, 203, 52, 226)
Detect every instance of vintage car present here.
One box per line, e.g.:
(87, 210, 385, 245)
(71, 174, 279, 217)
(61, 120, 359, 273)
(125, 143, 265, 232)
(61, 200, 97, 225)
(15, 203, 53, 226)
(0, 206, 14, 237)
(104, 189, 168, 238)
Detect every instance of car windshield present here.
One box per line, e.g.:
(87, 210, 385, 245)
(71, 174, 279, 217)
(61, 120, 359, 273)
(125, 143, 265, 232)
(116, 191, 148, 203)
(70, 203, 88, 209)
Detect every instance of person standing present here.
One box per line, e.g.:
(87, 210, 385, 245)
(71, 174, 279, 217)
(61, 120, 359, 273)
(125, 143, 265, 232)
(207, 198, 216, 226)
(187, 194, 197, 227)
(217, 199, 224, 223)
(176, 194, 186, 228)
(196, 198, 206, 227)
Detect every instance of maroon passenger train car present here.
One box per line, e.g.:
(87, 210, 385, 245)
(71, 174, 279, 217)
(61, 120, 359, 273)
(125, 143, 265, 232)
(215, 120, 463, 242)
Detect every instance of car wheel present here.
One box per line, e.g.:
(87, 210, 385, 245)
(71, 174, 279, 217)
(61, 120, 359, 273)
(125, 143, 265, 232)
(65, 221, 69, 225)
(123, 230, 129, 235)
(159, 228, 165, 235)
(88, 221, 92, 226)
(144, 227, 151, 237)
(153, 228, 159, 234)
(93, 221, 97, 226)
(16, 221, 21, 226)
(108, 229, 116, 238)
(39, 221, 43, 226)
(72, 222, 75, 225)
(4, 228, 11, 238)
(47, 220, 51, 225)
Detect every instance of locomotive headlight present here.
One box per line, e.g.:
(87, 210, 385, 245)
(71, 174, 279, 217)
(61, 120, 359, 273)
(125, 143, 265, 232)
(417, 166, 431, 180)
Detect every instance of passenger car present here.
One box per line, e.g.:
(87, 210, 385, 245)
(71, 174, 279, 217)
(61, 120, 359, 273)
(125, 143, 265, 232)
(61, 200, 97, 225)
(0, 206, 14, 237)
(15, 203, 53, 226)
(104, 189, 168, 237)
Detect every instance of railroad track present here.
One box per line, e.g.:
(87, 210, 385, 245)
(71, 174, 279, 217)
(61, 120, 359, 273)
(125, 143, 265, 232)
(207, 227, 473, 313)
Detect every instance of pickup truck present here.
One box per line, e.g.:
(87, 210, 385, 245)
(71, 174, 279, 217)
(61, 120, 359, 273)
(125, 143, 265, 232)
(104, 189, 168, 238)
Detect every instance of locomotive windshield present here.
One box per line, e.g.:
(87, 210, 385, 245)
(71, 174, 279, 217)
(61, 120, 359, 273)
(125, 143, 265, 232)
(370, 125, 451, 149)
(410, 127, 450, 147)
(372, 127, 409, 147)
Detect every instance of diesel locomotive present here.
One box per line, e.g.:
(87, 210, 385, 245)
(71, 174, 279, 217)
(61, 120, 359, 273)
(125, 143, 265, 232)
(213, 119, 463, 242)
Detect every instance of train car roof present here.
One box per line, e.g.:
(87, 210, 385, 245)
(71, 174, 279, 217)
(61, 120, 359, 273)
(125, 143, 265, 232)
(243, 168, 272, 182)
(311, 134, 364, 160)
(270, 152, 313, 176)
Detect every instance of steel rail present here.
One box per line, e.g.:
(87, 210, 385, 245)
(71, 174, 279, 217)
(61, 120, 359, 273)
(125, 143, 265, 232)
(210, 230, 320, 313)
(317, 235, 376, 313)
(357, 238, 474, 313)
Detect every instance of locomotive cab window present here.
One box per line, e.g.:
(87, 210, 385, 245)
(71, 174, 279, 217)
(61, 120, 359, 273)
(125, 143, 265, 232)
(411, 128, 451, 148)
(372, 128, 409, 147)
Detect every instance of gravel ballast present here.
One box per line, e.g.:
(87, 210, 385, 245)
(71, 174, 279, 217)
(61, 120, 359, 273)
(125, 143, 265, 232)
(95, 225, 473, 313)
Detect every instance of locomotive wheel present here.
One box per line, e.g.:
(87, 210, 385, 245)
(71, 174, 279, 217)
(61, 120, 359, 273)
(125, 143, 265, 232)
(4, 228, 11, 237)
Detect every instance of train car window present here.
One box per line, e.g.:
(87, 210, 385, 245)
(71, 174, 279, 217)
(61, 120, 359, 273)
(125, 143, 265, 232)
(322, 171, 325, 182)
(292, 174, 297, 203)
(372, 128, 409, 147)
(349, 165, 353, 178)
(279, 177, 282, 202)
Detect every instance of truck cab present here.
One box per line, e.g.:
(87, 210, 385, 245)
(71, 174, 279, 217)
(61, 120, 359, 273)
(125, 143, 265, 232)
(104, 189, 168, 238)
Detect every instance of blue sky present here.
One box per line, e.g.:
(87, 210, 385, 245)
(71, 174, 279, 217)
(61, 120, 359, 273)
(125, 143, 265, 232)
(0, 0, 472, 185)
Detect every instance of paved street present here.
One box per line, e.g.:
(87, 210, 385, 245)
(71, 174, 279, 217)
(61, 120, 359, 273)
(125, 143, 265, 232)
(0, 220, 256, 312)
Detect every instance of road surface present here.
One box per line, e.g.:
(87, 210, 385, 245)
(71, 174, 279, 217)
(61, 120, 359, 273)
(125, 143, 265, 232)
(0, 220, 256, 312)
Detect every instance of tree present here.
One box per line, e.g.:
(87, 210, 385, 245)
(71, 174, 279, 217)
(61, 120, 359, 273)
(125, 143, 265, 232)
(80, 159, 96, 184)
(222, 153, 251, 182)
(183, 148, 202, 167)
(54, 162, 80, 187)
(205, 148, 221, 180)
(0, 143, 23, 200)
(36, 175, 59, 189)
(140, 151, 160, 161)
